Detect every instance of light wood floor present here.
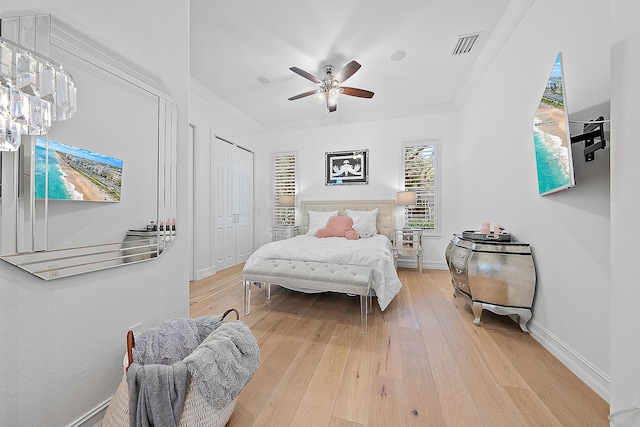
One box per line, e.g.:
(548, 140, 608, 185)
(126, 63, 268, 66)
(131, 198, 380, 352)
(189, 265, 609, 427)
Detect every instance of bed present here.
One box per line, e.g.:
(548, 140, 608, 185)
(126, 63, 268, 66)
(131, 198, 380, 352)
(243, 200, 402, 311)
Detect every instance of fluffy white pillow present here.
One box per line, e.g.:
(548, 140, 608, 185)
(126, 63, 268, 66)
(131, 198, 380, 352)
(307, 210, 339, 236)
(350, 215, 378, 238)
(346, 208, 378, 232)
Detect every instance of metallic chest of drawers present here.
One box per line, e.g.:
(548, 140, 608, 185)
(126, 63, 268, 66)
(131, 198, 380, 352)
(445, 234, 536, 333)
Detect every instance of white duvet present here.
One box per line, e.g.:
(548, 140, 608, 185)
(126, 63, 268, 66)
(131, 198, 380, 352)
(244, 234, 402, 310)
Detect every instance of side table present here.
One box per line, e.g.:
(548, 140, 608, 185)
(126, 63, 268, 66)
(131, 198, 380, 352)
(272, 225, 299, 241)
(393, 229, 423, 273)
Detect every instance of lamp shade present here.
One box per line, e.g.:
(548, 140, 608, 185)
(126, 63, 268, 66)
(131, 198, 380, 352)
(397, 191, 417, 206)
(279, 195, 295, 207)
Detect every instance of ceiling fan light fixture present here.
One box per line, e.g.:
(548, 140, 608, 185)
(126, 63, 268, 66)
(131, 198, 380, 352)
(288, 60, 374, 114)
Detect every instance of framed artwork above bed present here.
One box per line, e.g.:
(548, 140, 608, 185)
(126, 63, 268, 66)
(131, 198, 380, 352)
(325, 149, 368, 185)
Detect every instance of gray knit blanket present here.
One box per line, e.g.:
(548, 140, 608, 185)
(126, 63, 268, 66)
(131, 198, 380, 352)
(126, 315, 259, 427)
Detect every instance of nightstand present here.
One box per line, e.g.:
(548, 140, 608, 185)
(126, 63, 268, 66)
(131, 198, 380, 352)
(272, 225, 300, 241)
(393, 229, 423, 273)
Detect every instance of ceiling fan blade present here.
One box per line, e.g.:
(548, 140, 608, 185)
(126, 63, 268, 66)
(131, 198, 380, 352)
(333, 61, 361, 84)
(341, 87, 375, 99)
(288, 90, 318, 101)
(289, 66, 321, 84)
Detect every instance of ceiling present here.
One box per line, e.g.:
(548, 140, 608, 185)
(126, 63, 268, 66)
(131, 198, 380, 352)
(190, 0, 516, 131)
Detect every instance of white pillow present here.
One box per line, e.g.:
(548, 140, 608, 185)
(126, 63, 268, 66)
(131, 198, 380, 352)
(307, 210, 339, 236)
(351, 215, 377, 238)
(346, 208, 378, 232)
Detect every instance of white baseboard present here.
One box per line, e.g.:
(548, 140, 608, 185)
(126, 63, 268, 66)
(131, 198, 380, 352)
(424, 260, 448, 270)
(194, 265, 216, 281)
(67, 398, 110, 427)
(396, 259, 448, 270)
(528, 319, 610, 402)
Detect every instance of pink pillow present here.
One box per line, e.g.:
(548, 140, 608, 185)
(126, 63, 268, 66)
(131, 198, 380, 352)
(345, 230, 359, 240)
(316, 215, 354, 238)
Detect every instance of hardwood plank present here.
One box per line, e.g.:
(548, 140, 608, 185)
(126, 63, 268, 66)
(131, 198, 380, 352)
(395, 269, 421, 330)
(332, 325, 377, 424)
(289, 325, 354, 427)
(328, 417, 366, 427)
(256, 339, 333, 426)
(415, 274, 526, 426)
(189, 265, 609, 427)
(399, 327, 446, 426)
(491, 329, 609, 426)
(503, 386, 564, 427)
(372, 304, 403, 380)
(368, 375, 405, 427)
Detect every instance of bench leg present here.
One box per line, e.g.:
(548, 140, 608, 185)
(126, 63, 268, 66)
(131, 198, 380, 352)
(265, 283, 271, 300)
(360, 295, 368, 335)
(244, 280, 251, 315)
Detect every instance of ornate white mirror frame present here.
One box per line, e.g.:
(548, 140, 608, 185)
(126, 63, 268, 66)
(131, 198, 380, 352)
(0, 14, 177, 279)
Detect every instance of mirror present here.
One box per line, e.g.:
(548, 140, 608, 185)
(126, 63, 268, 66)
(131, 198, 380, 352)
(0, 14, 177, 279)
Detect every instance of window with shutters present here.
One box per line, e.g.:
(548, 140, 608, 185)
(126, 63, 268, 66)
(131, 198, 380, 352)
(402, 140, 439, 233)
(272, 151, 297, 226)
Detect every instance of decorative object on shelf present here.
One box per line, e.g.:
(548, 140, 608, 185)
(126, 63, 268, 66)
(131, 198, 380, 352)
(461, 229, 511, 242)
(325, 149, 368, 185)
(0, 32, 77, 151)
(445, 233, 536, 333)
(396, 190, 417, 227)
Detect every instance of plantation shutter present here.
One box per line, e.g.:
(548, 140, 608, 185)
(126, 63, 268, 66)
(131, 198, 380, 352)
(402, 141, 438, 232)
(272, 152, 297, 226)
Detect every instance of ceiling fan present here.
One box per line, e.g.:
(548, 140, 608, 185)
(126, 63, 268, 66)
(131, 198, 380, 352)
(287, 60, 374, 113)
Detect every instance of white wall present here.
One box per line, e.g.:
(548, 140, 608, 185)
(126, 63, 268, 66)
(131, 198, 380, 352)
(610, 1, 640, 423)
(0, 2, 190, 426)
(258, 113, 460, 267)
(455, 0, 610, 399)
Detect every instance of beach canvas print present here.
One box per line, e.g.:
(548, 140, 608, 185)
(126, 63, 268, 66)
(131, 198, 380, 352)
(532, 52, 575, 196)
(35, 137, 123, 202)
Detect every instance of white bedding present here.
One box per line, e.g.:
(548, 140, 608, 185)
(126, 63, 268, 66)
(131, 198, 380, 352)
(244, 234, 402, 310)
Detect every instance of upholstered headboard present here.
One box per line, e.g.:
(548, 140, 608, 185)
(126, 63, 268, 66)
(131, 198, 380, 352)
(301, 200, 396, 240)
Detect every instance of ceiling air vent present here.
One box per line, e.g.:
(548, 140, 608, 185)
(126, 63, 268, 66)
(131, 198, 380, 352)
(452, 33, 479, 55)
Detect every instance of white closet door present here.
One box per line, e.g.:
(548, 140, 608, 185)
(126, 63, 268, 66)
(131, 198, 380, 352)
(213, 138, 253, 270)
(235, 147, 253, 262)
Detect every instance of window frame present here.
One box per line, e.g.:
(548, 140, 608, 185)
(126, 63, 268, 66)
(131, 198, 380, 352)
(401, 139, 440, 236)
(271, 151, 298, 226)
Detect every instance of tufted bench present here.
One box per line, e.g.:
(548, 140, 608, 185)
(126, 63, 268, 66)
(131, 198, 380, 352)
(242, 260, 374, 335)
